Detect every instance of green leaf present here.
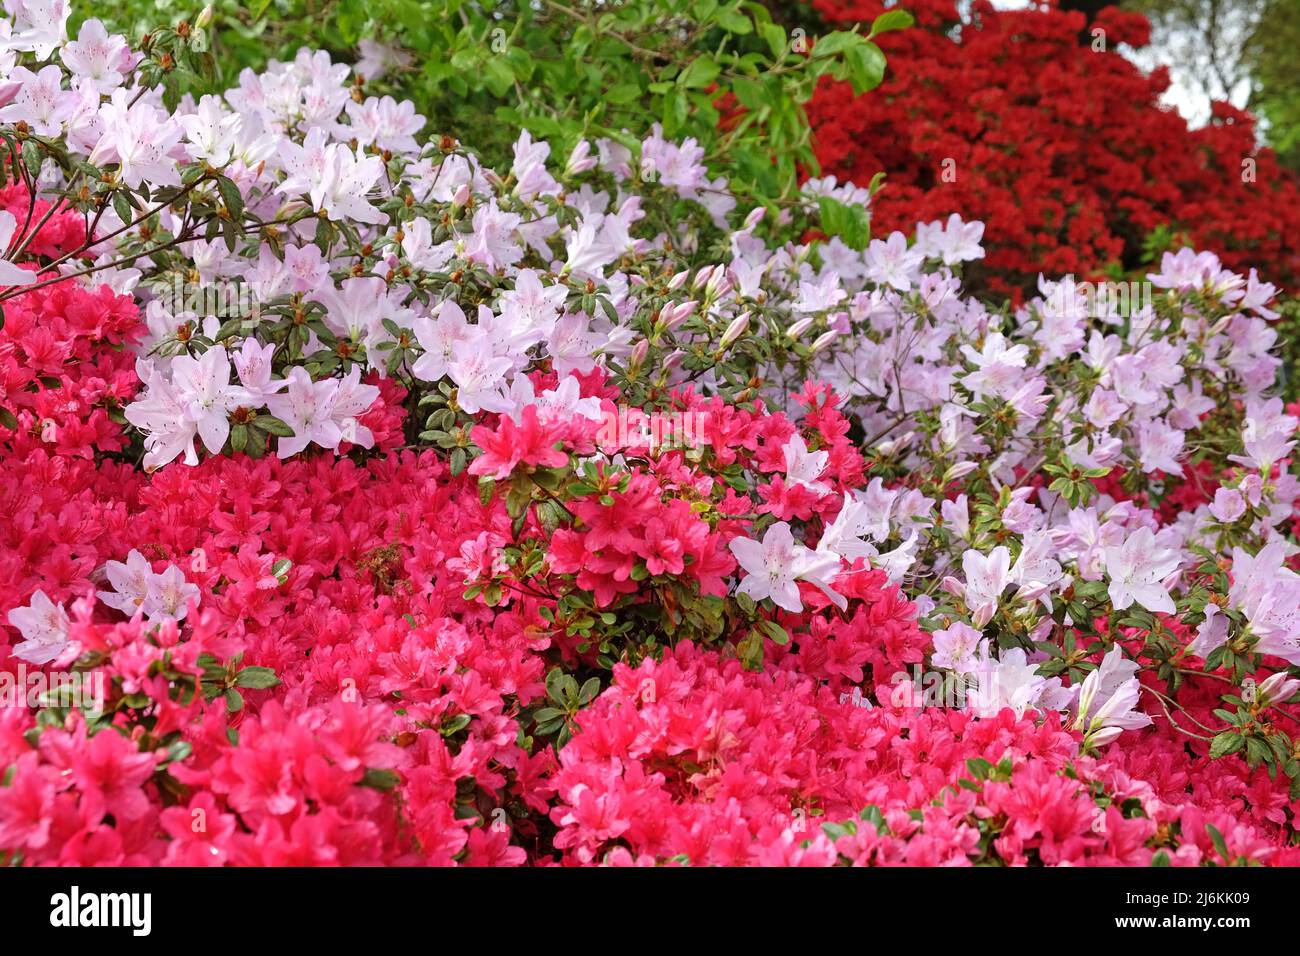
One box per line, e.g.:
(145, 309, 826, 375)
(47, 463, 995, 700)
(161, 739, 193, 765)
(361, 768, 401, 791)
(440, 713, 472, 736)
(216, 175, 244, 219)
(757, 619, 790, 646)
(678, 55, 720, 89)
(213, 317, 244, 342)
(605, 83, 642, 105)
(715, 7, 752, 34)
(1205, 823, 1230, 861)
(112, 191, 133, 228)
(1245, 735, 1273, 767)
(234, 666, 282, 690)
(482, 56, 515, 97)
(256, 415, 295, 437)
(558, 674, 579, 704)
(844, 41, 887, 94)
(822, 820, 857, 841)
(222, 216, 239, 253)
(21, 139, 40, 177)
(869, 9, 915, 38)
(817, 196, 871, 249)
(760, 22, 786, 59)
(810, 31, 859, 59)
(545, 667, 567, 704)
(736, 629, 764, 670)
(731, 76, 765, 111)
(859, 805, 888, 835)
(1208, 731, 1244, 759)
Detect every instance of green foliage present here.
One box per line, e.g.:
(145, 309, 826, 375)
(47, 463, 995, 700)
(81, 0, 901, 207)
(1246, 0, 1300, 171)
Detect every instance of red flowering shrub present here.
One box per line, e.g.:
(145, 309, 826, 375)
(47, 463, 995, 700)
(806, 0, 1300, 297)
(550, 636, 1297, 866)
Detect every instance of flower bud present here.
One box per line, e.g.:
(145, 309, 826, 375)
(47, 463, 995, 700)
(785, 316, 815, 341)
(875, 430, 915, 456)
(943, 460, 979, 483)
(1085, 726, 1123, 748)
(809, 329, 839, 355)
(564, 140, 597, 177)
(705, 270, 732, 300)
(1257, 672, 1300, 708)
(719, 312, 750, 350)
(663, 300, 697, 332)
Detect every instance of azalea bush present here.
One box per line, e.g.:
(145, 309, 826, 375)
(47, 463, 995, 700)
(2, 3, 1300, 867)
(805, 0, 1300, 298)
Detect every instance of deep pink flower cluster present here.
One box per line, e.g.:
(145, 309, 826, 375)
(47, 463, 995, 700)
(548, 472, 736, 607)
(0, 185, 86, 262)
(0, 443, 558, 864)
(550, 642, 1291, 866)
(0, 275, 141, 459)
